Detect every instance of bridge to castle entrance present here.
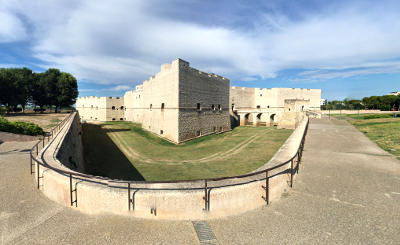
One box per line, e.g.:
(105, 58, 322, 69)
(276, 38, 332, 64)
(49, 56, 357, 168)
(235, 110, 279, 127)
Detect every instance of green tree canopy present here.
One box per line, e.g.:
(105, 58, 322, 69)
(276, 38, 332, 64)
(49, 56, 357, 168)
(0, 67, 78, 113)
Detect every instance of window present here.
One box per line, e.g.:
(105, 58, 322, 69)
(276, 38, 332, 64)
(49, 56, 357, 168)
(95, 118, 97, 120)
(197, 103, 201, 111)
(120, 118, 124, 120)
(211, 104, 215, 110)
(161, 103, 165, 110)
(218, 104, 221, 111)
(256, 105, 261, 109)
(160, 130, 164, 135)
(196, 130, 201, 136)
(150, 104, 152, 110)
(112, 118, 116, 121)
(112, 106, 116, 110)
(260, 94, 262, 97)
(120, 106, 124, 110)
(219, 127, 223, 131)
(213, 126, 216, 132)
(267, 105, 270, 108)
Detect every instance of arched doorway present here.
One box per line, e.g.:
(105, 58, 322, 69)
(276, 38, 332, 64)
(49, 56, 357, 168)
(244, 113, 254, 126)
(256, 113, 266, 126)
(270, 114, 276, 127)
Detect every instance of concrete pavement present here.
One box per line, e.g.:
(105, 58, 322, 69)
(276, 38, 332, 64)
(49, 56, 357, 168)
(1, 118, 399, 244)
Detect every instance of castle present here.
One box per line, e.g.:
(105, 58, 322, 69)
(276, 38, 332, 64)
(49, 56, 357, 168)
(76, 58, 321, 143)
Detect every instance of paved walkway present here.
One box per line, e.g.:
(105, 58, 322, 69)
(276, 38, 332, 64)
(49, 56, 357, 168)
(1, 118, 399, 244)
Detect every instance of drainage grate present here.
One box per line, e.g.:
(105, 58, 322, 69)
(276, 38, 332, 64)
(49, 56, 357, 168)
(192, 221, 218, 245)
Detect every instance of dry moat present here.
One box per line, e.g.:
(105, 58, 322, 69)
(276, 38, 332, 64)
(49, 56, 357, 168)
(82, 122, 292, 181)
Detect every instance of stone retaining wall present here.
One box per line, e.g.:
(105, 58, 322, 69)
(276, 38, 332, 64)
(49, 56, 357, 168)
(34, 112, 308, 220)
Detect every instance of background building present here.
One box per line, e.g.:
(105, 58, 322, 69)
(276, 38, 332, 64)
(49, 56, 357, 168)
(230, 87, 321, 127)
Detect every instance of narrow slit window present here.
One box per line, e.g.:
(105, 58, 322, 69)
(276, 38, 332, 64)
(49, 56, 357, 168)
(161, 103, 165, 110)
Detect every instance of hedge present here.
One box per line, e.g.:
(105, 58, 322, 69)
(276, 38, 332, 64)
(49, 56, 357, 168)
(0, 117, 44, 136)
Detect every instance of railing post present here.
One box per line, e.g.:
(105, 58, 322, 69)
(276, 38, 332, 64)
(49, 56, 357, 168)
(37, 162, 40, 189)
(203, 179, 208, 211)
(42, 138, 44, 148)
(128, 183, 131, 211)
(36, 144, 38, 156)
(290, 159, 294, 188)
(30, 154, 33, 174)
(70, 174, 73, 206)
(262, 170, 270, 205)
(296, 151, 300, 174)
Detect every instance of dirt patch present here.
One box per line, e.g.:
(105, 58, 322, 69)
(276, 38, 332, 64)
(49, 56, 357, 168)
(0, 131, 41, 142)
(3, 112, 69, 131)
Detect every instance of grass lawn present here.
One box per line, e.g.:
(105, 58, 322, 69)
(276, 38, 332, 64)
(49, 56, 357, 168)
(82, 122, 293, 181)
(336, 114, 400, 160)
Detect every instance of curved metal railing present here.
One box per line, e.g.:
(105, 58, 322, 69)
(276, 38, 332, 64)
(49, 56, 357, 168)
(30, 112, 309, 211)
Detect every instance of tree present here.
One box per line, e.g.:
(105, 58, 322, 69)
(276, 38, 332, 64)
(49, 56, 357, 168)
(31, 73, 48, 112)
(56, 72, 78, 110)
(13, 68, 33, 112)
(0, 68, 33, 112)
(0, 68, 11, 108)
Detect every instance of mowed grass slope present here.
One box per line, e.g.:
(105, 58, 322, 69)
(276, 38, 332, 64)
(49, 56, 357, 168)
(82, 122, 293, 181)
(339, 114, 400, 160)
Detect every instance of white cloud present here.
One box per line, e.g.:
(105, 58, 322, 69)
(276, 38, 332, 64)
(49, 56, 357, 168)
(2, 0, 400, 85)
(298, 61, 400, 80)
(111, 85, 131, 91)
(0, 11, 27, 43)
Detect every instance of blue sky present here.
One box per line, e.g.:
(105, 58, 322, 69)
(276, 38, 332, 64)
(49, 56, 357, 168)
(1, 0, 400, 100)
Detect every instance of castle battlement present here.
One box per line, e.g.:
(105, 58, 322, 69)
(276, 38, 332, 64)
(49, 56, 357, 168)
(77, 58, 321, 143)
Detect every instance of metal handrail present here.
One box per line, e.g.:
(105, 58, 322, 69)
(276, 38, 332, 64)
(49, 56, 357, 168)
(30, 111, 309, 210)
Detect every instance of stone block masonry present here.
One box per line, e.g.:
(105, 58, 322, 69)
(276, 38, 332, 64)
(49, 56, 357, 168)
(76, 58, 231, 144)
(76, 58, 321, 143)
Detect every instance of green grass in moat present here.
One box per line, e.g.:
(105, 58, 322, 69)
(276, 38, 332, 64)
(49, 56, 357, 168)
(334, 114, 400, 160)
(82, 122, 293, 181)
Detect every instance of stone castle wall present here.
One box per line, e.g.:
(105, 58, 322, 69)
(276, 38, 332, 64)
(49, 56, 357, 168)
(76, 96, 124, 122)
(230, 86, 321, 127)
(141, 60, 180, 143)
(178, 60, 231, 141)
(56, 112, 85, 172)
(76, 58, 321, 142)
